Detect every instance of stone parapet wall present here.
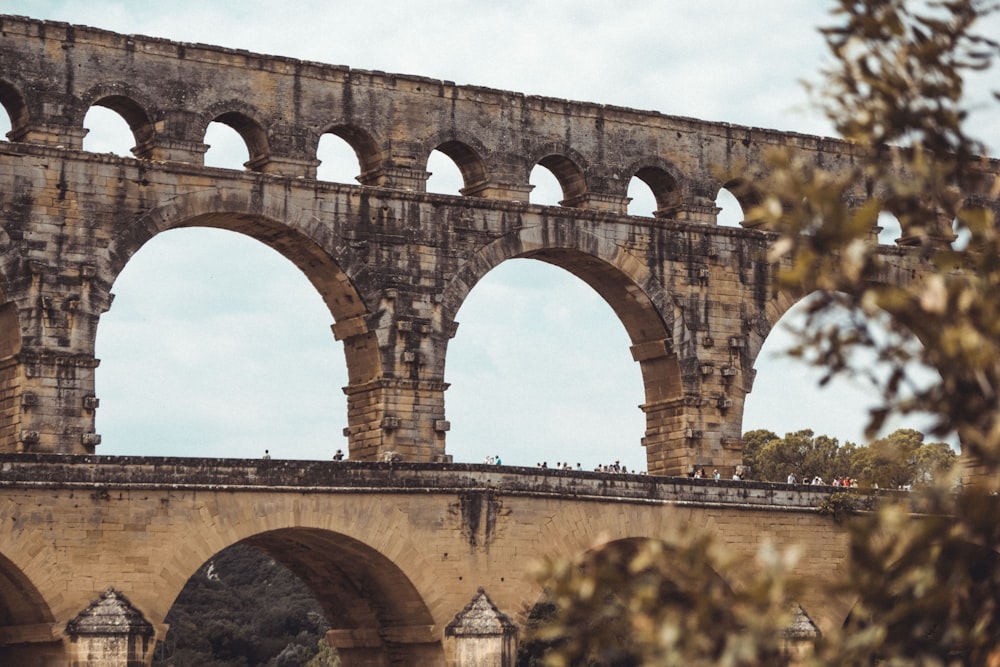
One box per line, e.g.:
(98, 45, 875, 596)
(0, 453, 888, 511)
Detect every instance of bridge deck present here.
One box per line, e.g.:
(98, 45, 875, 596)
(0, 453, 864, 511)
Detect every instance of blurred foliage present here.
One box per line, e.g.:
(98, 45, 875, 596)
(519, 536, 801, 667)
(758, 0, 1000, 461)
(523, 1, 1000, 665)
(152, 543, 337, 667)
(742, 427, 956, 488)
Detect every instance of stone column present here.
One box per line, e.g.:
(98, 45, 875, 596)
(673, 195, 722, 224)
(64, 588, 155, 667)
(5, 260, 110, 455)
(636, 329, 749, 477)
(672, 182, 722, 224)
(358, 166, 432, 191)
(8, 123, 89, 150)
(460, 180, 534, 203)
(357, 140, 432, 191)
(445, 589, 517, 667)
(336, 286, 453, 463)
(342, 377, 450, 462)
(130, 110, 209, 163)
(559, 192, 631, 214)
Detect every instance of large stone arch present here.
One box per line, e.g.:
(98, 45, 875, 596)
(99, 189, 383, 451)
(441, 222, 672, 336)
(153, 498, 447, 666)
(514, 496, 851, 639)
(246, 528, 443, 664)
(0, 550, 62, 664)
(520, 533, 831, 663)
(439, 222, 684, 471)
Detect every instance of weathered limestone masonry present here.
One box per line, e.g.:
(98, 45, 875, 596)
(0, 15, 994, 474)
(0, 16, 996, 665)
(0, 456, 864, 666)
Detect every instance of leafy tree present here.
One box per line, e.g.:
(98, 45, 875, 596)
(523, 1, 1000, 664)
(304, 638, 341, 667)
(850, 427, 957, 488)
(524, 537, 799, 666)
(741, 429, 784, 480)
(914, 439, 960, 483)
(153, 544, 334, 667)
(744, 427, 956, 486)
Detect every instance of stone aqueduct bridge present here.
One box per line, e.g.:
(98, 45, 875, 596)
(4, 13, 997, 473)
(0, 13, 996, 667)
(0, 455, 857, 666)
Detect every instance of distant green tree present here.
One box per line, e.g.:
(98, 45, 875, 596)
(743, 429, 853, 483)
(741, 429, 781, 478)
(744, 427, 955, 486)
(850, 428, 957, 488)
(304, 638, 341, 667)
(153, 544, 333, 667)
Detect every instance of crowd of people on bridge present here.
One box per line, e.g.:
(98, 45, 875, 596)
(263, 447, 893, 489)
(786, 473, 859, 487)
(532, 460, 647, 475)
(264, 448, 899, 489)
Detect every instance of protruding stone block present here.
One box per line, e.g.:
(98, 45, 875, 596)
(65, 588, 154, 667)
(445, 588, 517, 667)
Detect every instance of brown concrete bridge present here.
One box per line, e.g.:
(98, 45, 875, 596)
(0, 13, 997, 667)
(0, 455, 857, 666)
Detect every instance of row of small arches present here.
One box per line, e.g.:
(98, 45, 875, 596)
(0, 97, 945, 244)
(45, 106, 940, 244)
(105, 108, 744, 224)
(0, 95, 749, 226)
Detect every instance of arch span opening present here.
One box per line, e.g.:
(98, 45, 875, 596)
(426, 148, 464, 195)
(203, 121, 250, 170)
(0, 81, 26, 141)
(157, 530, 443, 666)
(446, 258, 646, 472)
(0, 552, 61, 665)
(529, 164, 563, 206)
(716, 187, 745, 227)
(743, 292, 951, 461)
(627, 176, 658, 217)
(82, 105, 135, 157)
(316, 132, 361, 184)
(95, 227, 347, 459)
(0, 105, 10, 142)
(155, 543, 330, 666)
(876, 211, 903, 245)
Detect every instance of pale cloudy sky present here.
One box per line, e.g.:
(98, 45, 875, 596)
(2, 1, 997, 469)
